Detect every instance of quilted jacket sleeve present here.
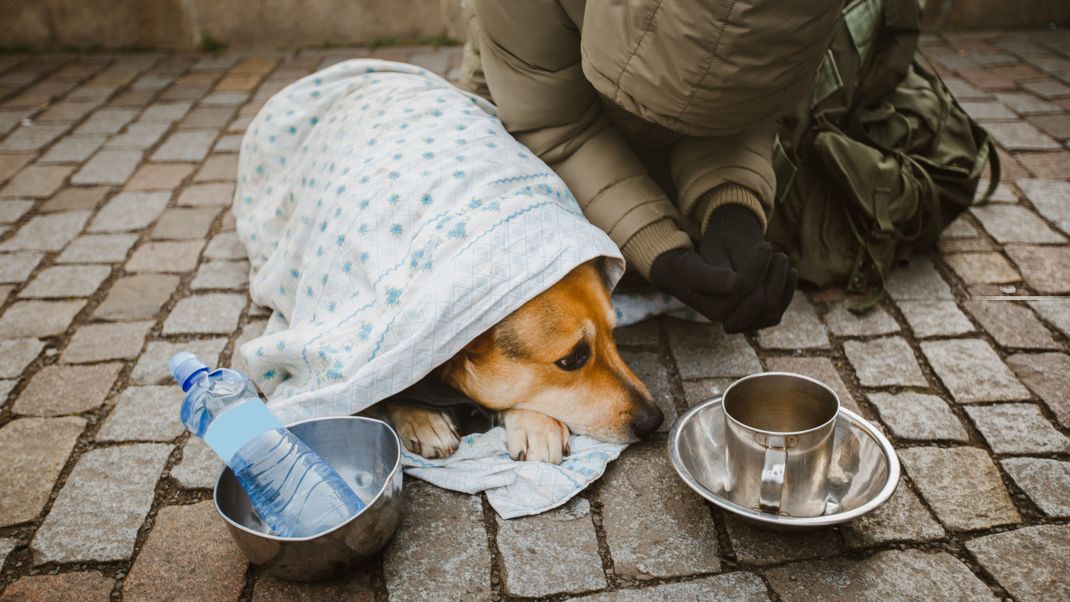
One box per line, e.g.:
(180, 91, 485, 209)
(473, 0, 691, 278)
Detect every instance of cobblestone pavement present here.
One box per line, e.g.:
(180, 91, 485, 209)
(0, 29, 1069, 601)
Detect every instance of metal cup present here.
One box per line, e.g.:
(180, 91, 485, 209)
(722, 372, 839, 517)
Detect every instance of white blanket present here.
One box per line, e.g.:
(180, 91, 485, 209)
(234, 60, 683, 517)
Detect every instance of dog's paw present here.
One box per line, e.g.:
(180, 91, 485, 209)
(387, 404, 460, 459)
(504, 409, 571, 464)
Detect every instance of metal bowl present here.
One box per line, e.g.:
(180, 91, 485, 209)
(669, 396, 899, 531)
(214, 416, 403, 581)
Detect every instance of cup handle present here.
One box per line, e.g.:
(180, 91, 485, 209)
(758, 447, 787, 514)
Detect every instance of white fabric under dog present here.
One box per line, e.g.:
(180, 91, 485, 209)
(234, 59, 689, 518)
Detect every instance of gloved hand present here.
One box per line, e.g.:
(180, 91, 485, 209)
(650, 204, 797, 333)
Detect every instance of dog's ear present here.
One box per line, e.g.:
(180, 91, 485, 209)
(438, 326, 496, 388)
(593, 256, 615, 293)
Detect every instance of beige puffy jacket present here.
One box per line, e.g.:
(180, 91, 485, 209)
(462, 0, 841, 278)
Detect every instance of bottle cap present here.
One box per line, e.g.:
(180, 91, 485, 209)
(170, 352, 209, 392)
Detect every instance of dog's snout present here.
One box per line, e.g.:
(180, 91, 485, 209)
(631, 405, 664, 439)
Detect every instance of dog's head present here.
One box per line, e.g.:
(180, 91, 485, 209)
(439, 259, 663, 442)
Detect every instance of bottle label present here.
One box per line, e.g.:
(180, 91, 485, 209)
(203, 399, 285, 463)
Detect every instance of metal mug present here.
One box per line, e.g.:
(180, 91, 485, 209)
(722, 372, 839, 517)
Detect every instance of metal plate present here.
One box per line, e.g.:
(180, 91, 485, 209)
(669, 396, 900, 531)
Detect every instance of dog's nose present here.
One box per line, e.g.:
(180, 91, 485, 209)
(631, 405, 664, 439)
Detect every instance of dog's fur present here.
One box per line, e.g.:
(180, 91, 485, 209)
(387, 259, 663, 463)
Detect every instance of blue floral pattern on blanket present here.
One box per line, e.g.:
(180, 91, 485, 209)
(233, 60, 702, 517)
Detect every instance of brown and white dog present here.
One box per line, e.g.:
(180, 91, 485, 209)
(386, 259, 663, 464)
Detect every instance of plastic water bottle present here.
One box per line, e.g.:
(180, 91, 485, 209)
(170, 352, 365, 537)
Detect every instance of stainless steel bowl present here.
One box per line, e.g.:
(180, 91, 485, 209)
(214, 416, 403, 581)
(669, 396, 899, 531)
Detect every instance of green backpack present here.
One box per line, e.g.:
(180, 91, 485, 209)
(766, 0, 998, 308)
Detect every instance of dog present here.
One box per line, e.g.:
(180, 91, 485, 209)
(386, 259, 664, 464)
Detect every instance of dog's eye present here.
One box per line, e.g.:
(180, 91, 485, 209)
(555, 342, 590, 371)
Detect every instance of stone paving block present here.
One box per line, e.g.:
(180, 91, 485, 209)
(252, 572, 376, 602)
(896, 299, 974, 338)
(0, 210, 90, 251)
(13, 363, 121, 416)
(944, 252, 1020, 284)
(868, 392, 968, 441)
(191, 259, 250, 290)
(963, 300, 1058, 349)
(94, 273, 178, 322)
(495, 497, 606, 597)
(57, 233, 138, 264)
(1015, 178, 1070, 234)
(619, 351, 675, 432)
(985, 121, 1062, 150)
(843, 336, 927, 388)
(899, 446, 1020, 531)
(0, 124, 69, 152)
(0, 300, 86, 339)
(194, 154, 238, 182)
(214, 134, 243, 152)
(823, 303, 900, 337)
(0, 538, 16, 569)
(1016, 152, 1070, 180)
(105, 122, 170, 150)
(0, 252, 43, 283)
(723, 515, 840, 566)
(0, 153, 33, 185)
(842, 479, 945, 548)
(151, 130, 217, 162)
(150, 206, 219, 239)
(960, 100, 1017, 121)
(204, 231, 247, 259)
(40, 186, 109, 213)
(764, 356, 860, 413)
(665, 320, 761, 379)
(62, 320, 152, 363)
(37, 98, 104, 123)
(613, 319, 659, 347)
(1001, 457, 1070, 517)
(88, 190, 169, 232)
(1006, 352, 1070, 428)
(202, 91, 250, 107)
(163, 293, 245, 335)
(0, 571, 114, 602)
(180, 106, 235, 129)
(20, 264, 111, 298)
(1028, 298, 1070, 337)
(0, 338, 44, 378)
(171, 437, 223, 489)
(970, 203, 1065, 243)
(122, 501, 247, 601)
(132, 338, 227, 385)
(97, 385, 183, 442)
(1029, 113, 1070, 141)
(70, 150, 142, 185)
(125, 240, 205, 273)
(966, 525, 1070, 601)
(177, 182, 234, 206)
(0, 380, 14, 403)
(884, 256, 954, 300)
(764, 550, 996, 602)
(1006, 244, 1070, 294)
(38, 134, 107, 164)
(0, 199, 33, 223)
(32, 443, 170, 564)
(140, 101, 192, 122)
(756, 295, 829, 350)
(123, 163, 194, 191)
(1022, 79, 1070, 99)
(965, 403, 1069, 454)
(921, 339, 1030, 403)
(0, 417, 85, 527)
(570, 573, 770, 602)
(74, 107, 137, 135)
(598, 443, 719, 579)
(383, 481, 491, 601)
(0, 164, 72, 198)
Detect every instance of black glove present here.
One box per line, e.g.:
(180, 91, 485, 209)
(649, 204, 796, 333)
